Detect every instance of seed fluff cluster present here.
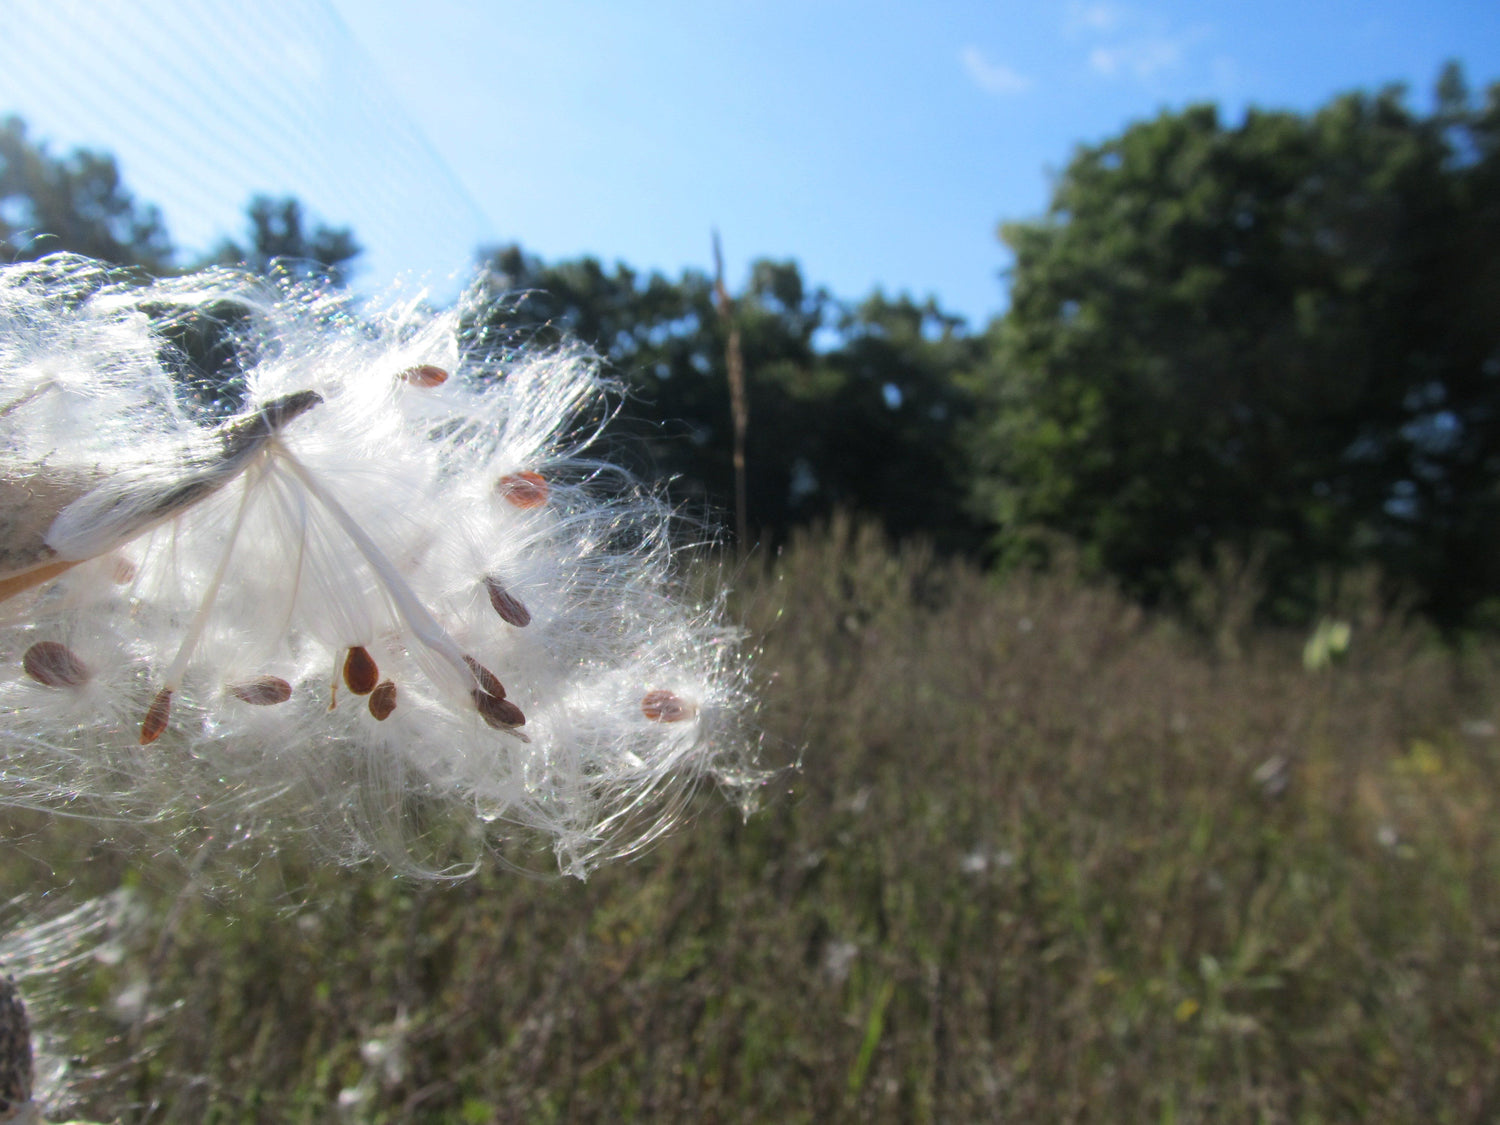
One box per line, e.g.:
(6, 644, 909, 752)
(0, 255, 759, 877)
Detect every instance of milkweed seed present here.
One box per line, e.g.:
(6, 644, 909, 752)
(482, 575, 532, 627)
(110, 554, 136, 584)
(343, 646, 379, 695)
(22, 641, 89, 688)
(473, 689, 525, 729)
(229, 676, 293, 705)
(140, 687, 173, 745)
(496, 470, 549, 509)
(642, 689, 694, 723)
(368, 680, 397, 720)
(463, 655, 506, 699)
(400, 364, 449, 387)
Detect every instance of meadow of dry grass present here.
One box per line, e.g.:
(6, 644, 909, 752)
(6, 514, 1500, 1122)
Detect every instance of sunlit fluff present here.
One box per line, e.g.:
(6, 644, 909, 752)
(0, 256, 759, 877)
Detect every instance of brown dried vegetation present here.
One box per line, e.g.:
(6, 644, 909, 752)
(6, 516, 1500, 1122)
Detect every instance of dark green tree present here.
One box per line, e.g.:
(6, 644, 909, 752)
(477, 245, 983, 548)
(476, 243, 726, 497)
(209, 194, 361, 285)
(970, 66, 1500, 622)
(0, 115, 173, 271)
(477, 245, 829, 533)
(798, 290, 982, 551)
(164, 196, 363, 410)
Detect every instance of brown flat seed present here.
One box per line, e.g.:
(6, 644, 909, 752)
(343, 646, 379, 695)
(401, 364, 449, 387)
(482, 575, 532, 627)
(368, 680, 398, 721)
(473, 689, 525, 729)
(22, 641, 89, 688)
(140, 687, 173, 745)
(496, 470, 549, 509)
(229, 676, 293, 706)
(463, 655, 506, 699)
(642, 689, 695, 723)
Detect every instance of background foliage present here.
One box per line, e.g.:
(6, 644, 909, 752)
(972, 65, 1500, 624)
(6, 520, 1500, 1122)
(4, 64, 1500, 1121)
(4, 66, 1498, 625)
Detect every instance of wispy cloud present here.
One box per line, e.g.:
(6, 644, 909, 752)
(1063, 3, 1211, 84)
(1065, 1, 1127, 35)
(960, 46, 1032, 96)
(1088, 36, 1186, 80)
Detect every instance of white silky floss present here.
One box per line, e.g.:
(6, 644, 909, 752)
(0, 256, 759, 877)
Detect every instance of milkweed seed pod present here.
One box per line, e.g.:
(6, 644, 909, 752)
(0, 256, 760, 877)
(0, 976, 31, 1123)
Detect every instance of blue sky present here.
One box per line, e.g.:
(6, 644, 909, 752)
(1, 1, 1497, 325)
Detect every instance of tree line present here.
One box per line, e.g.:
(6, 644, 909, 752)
(3, 64, 1498, 626)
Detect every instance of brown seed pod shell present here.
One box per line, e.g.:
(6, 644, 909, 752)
(368, 680, 398, 721)
(0, 973, 33, 1110)
(343, 646, 379, 695)
(22, 641, 90, 688)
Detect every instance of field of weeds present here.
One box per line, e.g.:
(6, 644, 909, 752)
(6, 515, 1500, 1122)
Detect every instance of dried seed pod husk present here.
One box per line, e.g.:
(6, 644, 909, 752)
(0, 974, 32, 1115)
(0, 471, 94, 604)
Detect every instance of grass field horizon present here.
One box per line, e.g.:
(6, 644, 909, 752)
(5, 513, 1500, 1122)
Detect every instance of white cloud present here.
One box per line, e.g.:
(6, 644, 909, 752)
(1065, 1, 1128, 35)
(1088, 35, 1186, 80)
(960, 46, 1032, 96)
(1062, 3, 1212, 85)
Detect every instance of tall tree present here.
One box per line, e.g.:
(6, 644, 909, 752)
(476, 245, 983, 548)
(209, 194, 361, 285)
(822, 292, 982, 551)
(0, 116, 173, 272)
(970, 67, 1500, 622)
